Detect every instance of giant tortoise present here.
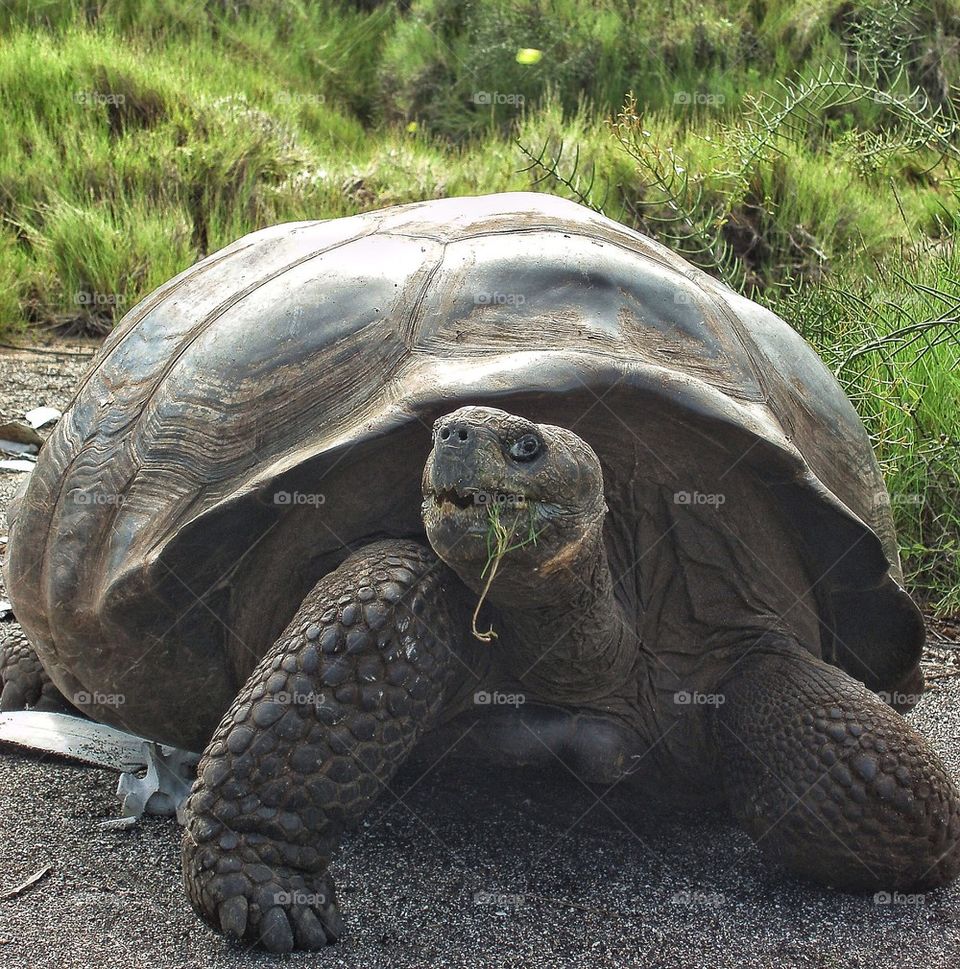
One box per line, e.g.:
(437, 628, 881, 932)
(3, 192, 958, 951)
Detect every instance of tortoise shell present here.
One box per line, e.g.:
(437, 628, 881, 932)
(6, 193, 922, 749)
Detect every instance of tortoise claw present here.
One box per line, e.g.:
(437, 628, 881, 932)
(259, 906, 295, 953)
(291, 905, 329, 950)
(217, 896, 248, 938)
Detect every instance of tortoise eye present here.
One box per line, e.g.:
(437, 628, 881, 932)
(509, 433, 541, 462)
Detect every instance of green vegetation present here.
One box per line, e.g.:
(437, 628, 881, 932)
(472, 501, 543, 642)
(771, 241, 960, 614)
(0, 0, 957, 611)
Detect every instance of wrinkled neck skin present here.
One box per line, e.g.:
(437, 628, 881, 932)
(489, 525, 636, 705)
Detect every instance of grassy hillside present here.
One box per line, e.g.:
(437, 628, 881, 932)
(0, 0, 958, 611)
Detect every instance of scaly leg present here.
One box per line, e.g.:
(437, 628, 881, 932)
(717, 640, 960, 891)
(0, 627, 69, 712)
(181, 540, 468, 951)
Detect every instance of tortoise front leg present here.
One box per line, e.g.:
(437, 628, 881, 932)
(716, 639, 960, 891)
(181, 540, 467, 952)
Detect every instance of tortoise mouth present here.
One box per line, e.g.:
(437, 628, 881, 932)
(430, 486, 529, 512)
(422, 486, 537, 549)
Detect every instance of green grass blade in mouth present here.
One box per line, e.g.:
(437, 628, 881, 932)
(471, 501, 543, 643)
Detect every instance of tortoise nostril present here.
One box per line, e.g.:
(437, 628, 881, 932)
(437, 420, 474, 447)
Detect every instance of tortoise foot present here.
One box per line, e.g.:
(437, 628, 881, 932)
(183, 829, 341, 952)
(717, 641, 960, 891)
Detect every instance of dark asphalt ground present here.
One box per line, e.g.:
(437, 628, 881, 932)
(1, 345, 959, 969)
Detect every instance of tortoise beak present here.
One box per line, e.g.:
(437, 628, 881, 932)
(424, 414, 498, 499)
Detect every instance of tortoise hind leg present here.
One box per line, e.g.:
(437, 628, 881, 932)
(716, 639, 960, 891)
(181, 539, 467, 952)
(0, 627, 70, 712)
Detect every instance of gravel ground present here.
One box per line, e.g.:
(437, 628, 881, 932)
(1, 343, 959, 969)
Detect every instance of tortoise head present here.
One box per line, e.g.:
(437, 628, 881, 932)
(421, 406, 607, 607)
